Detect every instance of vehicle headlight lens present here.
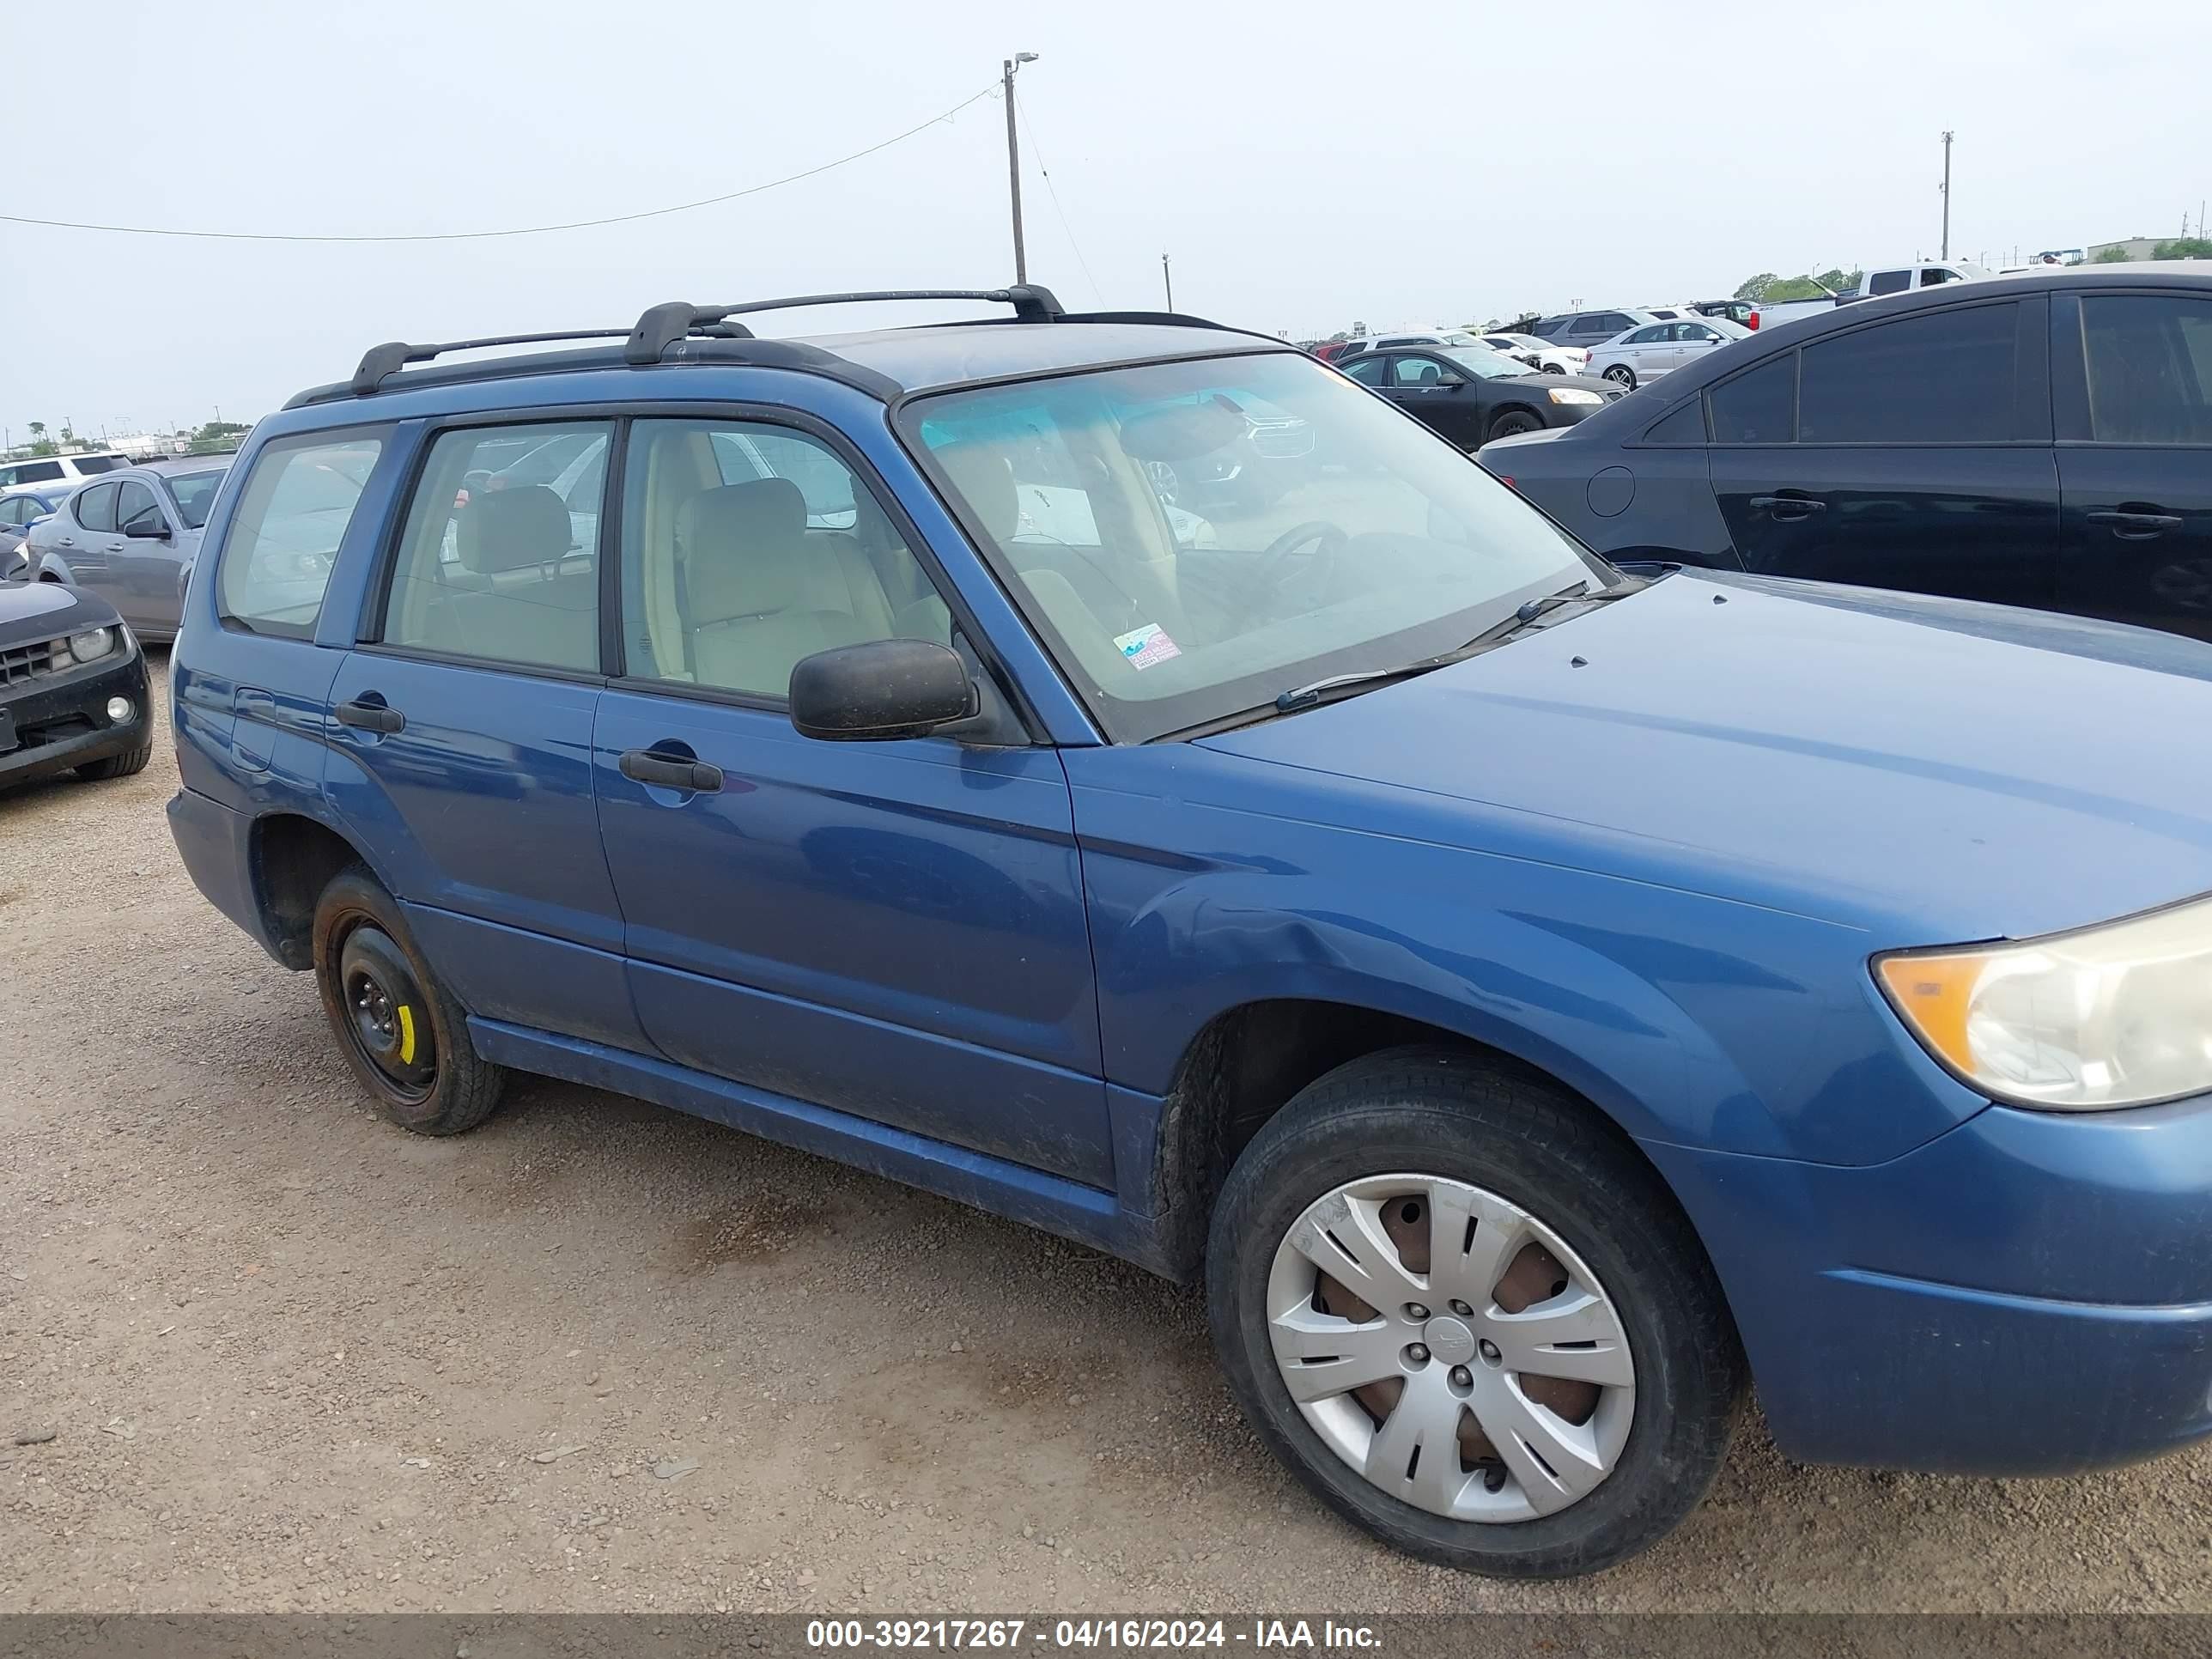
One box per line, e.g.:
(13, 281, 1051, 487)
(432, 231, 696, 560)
(1547, 388, 1603, 406)
(65, 626, 114, 664)
(1876, 896, 2212, 1109)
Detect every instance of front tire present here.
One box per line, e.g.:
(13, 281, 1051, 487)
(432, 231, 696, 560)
(1206, 1048, 1744, 1577)
(312, 864, 506, 1135)
(76, 741, 152, 781)
(1487, 410, 1541, 441)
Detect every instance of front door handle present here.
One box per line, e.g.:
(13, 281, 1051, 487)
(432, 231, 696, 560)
(1748, 495, 1827, 518)
(333, 698, 406, 734)
(57, 536, 74, 547)
(2087, 508, 2183, 539)
(619, 749, 724, 793)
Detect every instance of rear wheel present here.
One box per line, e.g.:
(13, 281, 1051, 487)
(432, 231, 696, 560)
(1487, 410, 1541, 441)
(312, 865, 506, 1135)
(1206, 1048, 1744, 1577)
(1602, 365, 1636, 389)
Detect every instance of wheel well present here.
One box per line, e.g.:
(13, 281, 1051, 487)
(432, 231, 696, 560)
(251, 814, 363, 969)
(1490, 403, 1543, 431)
(1148, 999, 1656, 1279)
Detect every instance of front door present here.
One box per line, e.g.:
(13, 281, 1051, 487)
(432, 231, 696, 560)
(1711, 295, 2061, 611)
(324, 416, 645, 1054)
(111, 477, 187, 635)
(2052, 289, 2212, 641)
(1384, 353, 1487, 448)
(591, 413, 1110, 1185)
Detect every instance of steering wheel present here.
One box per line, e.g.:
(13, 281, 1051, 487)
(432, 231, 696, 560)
(1256, 520, 1347, 599)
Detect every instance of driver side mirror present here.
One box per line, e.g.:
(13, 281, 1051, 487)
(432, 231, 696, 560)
(123, 515, 169, 540)
(1437, 374, 1468, 391)
(789, 638, 980, 743)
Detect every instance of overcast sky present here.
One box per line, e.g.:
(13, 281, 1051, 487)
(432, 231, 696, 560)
(3, 0, 2205, 442)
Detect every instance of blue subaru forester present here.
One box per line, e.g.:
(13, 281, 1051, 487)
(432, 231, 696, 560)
(169, 287, 2212, 1577)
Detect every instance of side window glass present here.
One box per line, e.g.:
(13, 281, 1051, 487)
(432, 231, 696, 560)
(2081, 295, 2212, 445)
(118, 480, 162, 535)
(1798, 302, 2017, 443)
(16, 461, 64, 484)
(1391, 356, 1446, 387)
(1708, 355, 1796, 444)
(219, 431, 386, 639)
(1921, 268, 1957, 286)
(1643, 400, 1708, 444)
(1868, 270, 1909, 296)
(76, 483, 119, 532)
(380, 422, 610, 672)
(1626, 325, 1666, 344)
(620, 419, 949, 701)
(1341, 353, 1389, 386)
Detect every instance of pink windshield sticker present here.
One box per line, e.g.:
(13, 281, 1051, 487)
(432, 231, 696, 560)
(1114, 623, 1182, 670)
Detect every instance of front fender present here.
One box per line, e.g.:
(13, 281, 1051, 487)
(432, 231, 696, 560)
(1065, 745, 1986, 1168)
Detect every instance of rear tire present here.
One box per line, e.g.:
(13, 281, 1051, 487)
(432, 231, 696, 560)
(76, 742, 152, 781)
(1603, 365, 1636, 389)
(1206, 1047, 1745, 1577)
(312, 864, 506, 1136)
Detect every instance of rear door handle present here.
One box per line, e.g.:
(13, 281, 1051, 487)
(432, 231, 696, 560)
(1749, 495, 1827, 516)
(2087, 509, 2183, 538)
(333, 698, 406, 734)
(619, 749, 724, 793)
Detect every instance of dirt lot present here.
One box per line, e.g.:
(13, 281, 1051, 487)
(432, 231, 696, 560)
(5, 656, 2209, 1616)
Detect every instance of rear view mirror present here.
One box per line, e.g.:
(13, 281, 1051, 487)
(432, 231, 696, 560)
(789, 638, 979, 742)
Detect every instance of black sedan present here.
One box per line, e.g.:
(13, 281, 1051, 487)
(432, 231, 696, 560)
(1479, 264, 2212, 641)
(1336, 343, 1626, 448)
(0, 580, 153, 790)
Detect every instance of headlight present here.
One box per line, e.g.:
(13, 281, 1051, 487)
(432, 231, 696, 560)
(1876, 895, 2212, 1109)
(1547, 388, 1602, 406)
(65, 626, 114, 664)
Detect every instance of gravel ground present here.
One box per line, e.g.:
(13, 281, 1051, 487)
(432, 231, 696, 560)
(5, 655, 2210, 1615)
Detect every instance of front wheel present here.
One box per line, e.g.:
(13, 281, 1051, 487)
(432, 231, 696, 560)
(1487, 410, 1541, 441)
(1206, 1048, 1744, 1577)
(1602, 365, 1636, 389)
(313, 864, 506, 1135)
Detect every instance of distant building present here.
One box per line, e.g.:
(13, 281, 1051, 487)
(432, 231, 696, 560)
(2085, 237, 2162, 263)
(106, 431, 191, 459)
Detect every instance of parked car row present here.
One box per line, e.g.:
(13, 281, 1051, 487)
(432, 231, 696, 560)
(1481, 263, 2212, 641)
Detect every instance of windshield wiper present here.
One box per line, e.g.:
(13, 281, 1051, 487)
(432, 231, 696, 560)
(1267, 577, 1647, 714)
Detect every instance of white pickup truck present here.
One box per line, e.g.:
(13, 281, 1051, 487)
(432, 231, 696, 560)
(1746, 260, 1995, 331)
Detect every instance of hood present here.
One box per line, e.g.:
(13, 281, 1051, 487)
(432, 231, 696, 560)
(1495, 372, 1618, 399)
(1196, 572, 2212, 944)
(0, 579, 122, 645)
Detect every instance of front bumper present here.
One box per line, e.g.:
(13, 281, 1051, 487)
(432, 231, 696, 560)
(1648, 1096, 2212, 1476)
(0, 644, 150, 788)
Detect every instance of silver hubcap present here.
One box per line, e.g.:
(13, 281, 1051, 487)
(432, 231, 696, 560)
(1267, 1174, 1634, 1523)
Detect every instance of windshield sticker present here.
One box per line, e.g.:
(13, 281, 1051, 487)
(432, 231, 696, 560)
(1115, 623, 1182, 671)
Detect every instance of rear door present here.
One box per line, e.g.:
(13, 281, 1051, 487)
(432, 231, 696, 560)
(322, 416, 647, 1054)
(590, 412, 1111, 1185)
(1708, 295, 2060, 610)
(2051, 289, 2212, 640)
(57, 481, 123, 605)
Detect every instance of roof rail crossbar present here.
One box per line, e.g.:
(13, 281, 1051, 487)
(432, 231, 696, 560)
(624, 286, 1066, 366)
(350, 329, 632, 396)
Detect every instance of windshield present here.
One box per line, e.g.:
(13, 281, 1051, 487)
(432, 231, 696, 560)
(167, 468, 227, 529)
(902, 351, 1609, 742)
(1708, 318, 1751, 339)
(1437, 345, 1537, 380)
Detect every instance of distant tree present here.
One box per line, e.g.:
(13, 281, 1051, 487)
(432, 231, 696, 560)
(2093, 245, 2134, 263)
(1734, 273, 1778, 301)
(1812, 268, 1863, 293)
(29, 441, 57, 456)
(27, 421, 45, 441)
(58, 422, 75, 443)
(1754, 276, 1830, 301)
(1325, 330, 1349, 343)
(2154, 237, 2212, 260)
(193, 420, 249, 442)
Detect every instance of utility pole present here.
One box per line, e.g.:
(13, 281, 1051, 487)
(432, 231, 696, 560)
(1002, 53, 1037, 283)
(1162, 253, 1174, 310)
(1939, 130, 1954, 259)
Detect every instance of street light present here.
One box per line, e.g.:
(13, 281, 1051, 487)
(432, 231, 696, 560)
(1003, 52, 1039, 283)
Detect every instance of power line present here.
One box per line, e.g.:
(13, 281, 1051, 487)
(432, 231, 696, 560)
(1012, 88, 1103, 305)
(0, 85, 998, 244)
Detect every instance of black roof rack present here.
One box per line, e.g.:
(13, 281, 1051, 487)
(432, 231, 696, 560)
(301, 283, 1295, 411)
(623, 286, 1066, 364)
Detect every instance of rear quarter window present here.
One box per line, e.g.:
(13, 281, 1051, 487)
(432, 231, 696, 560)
(217, 429, 388, 639)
